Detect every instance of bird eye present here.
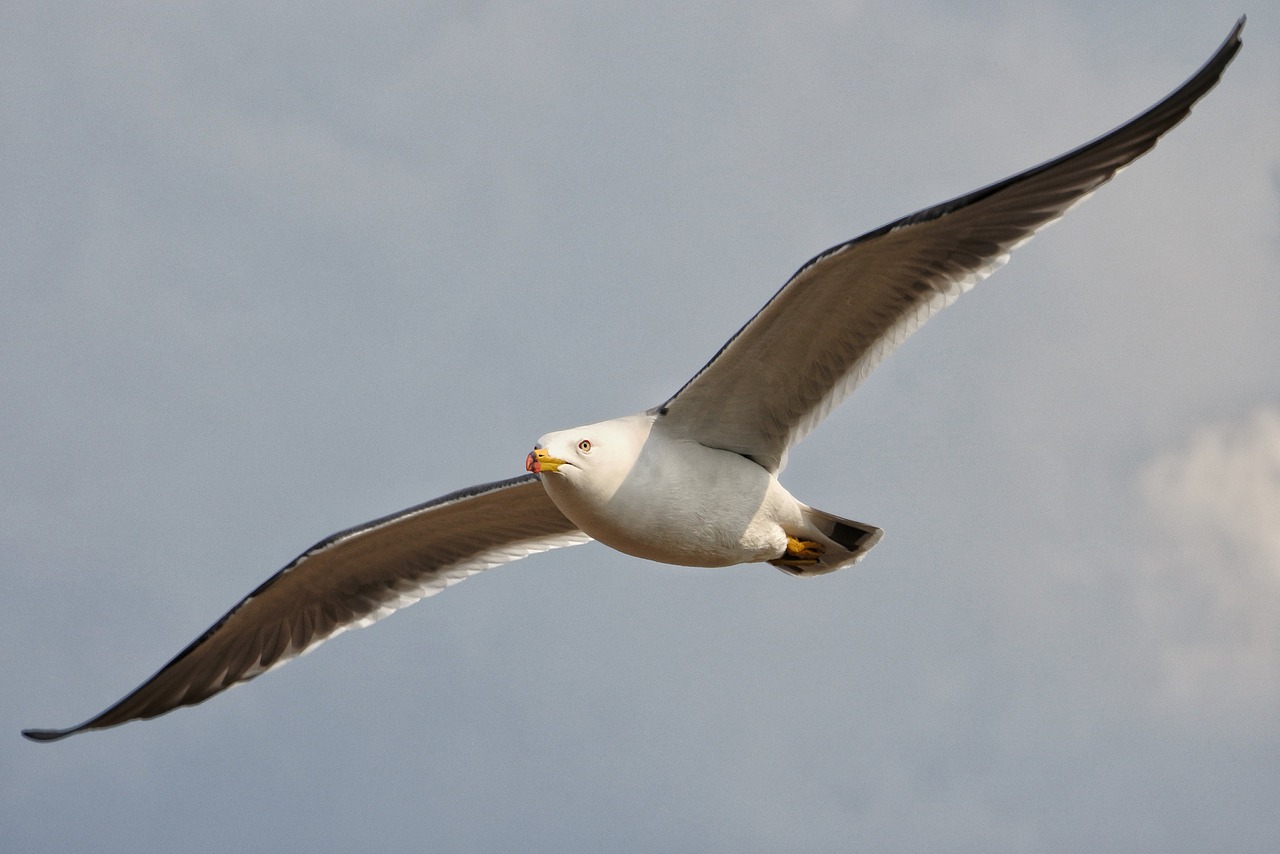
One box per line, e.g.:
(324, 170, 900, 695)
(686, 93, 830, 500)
(578, 439, 592, 453)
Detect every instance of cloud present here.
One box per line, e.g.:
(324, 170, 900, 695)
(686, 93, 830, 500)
(1136, 408, 1280, 727)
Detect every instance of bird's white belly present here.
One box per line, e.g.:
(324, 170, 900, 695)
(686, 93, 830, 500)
(543, 436, 800, 568)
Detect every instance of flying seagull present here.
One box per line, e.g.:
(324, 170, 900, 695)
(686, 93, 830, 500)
(24, 19, 1244, 742)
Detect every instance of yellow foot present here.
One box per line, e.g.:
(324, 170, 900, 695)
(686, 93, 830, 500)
(770, 537, 825, 569)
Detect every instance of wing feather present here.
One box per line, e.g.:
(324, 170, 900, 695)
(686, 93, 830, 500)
(657, 19, 1243, 472)
(22, 474, 589, 741)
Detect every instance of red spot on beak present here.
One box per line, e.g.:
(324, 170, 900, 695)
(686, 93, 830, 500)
(525, 451, 540, 473)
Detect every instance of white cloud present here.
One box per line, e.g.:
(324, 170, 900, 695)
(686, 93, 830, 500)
(1137, 408, 1280, 726)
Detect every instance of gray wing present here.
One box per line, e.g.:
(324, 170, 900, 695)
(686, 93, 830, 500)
(656, 19, 1243, 473)
(23, 474, 589, 741)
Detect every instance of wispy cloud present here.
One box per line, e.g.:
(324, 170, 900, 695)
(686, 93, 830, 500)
(1137, 408, 1280, 726)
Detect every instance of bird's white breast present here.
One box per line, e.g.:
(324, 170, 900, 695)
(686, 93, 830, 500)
(537, 416, 801, 567)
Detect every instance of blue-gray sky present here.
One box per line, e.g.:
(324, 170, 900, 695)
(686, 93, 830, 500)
(5, 3, 1278, 852)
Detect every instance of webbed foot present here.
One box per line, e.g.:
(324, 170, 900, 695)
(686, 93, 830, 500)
(768, 537, 826, 571)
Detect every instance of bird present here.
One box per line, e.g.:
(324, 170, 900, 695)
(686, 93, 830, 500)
(23, 18, 1243, 742)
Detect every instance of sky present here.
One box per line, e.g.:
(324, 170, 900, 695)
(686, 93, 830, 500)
(4, 2, 1278, 852)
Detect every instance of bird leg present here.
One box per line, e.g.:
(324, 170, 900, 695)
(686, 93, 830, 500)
(770, 536, 825, 570)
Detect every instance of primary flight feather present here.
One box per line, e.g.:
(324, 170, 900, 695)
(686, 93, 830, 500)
(24, 18, 1244, 742)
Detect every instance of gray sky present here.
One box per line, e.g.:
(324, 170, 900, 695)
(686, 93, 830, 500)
(5, 3, 1278, 852)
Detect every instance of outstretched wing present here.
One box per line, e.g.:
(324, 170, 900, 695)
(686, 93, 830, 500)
(23, 474, 589, 741)
(657, 19, 1243, 472)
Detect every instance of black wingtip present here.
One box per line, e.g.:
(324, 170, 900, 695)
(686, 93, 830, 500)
(22, 726, 78, 743)
(1225, 15, 1246, 52)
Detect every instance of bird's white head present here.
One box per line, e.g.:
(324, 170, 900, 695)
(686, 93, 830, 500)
(525, 414, 655, 506)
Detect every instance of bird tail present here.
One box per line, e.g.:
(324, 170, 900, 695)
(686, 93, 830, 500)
(772, 507, 883, 576)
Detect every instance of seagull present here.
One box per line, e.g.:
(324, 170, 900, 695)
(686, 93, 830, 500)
(24, 19, 1243, 742)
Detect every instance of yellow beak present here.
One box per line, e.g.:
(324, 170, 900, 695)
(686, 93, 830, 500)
(525, 448, 566, 474)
